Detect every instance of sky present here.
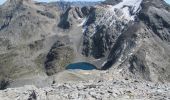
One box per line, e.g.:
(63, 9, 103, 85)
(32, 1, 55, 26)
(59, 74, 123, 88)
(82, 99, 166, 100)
(165, 0, 170, 4)
(0, 0, 170, 5)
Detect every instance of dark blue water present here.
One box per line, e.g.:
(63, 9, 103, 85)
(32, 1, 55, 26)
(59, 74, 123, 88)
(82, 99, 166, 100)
(66, 62, 97, 70)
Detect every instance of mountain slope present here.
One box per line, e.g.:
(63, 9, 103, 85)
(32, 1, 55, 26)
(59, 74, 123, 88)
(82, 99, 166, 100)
(102, 0, 170, 82)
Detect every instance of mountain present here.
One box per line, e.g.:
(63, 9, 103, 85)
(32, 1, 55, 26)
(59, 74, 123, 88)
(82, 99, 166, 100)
(102, 0, 122, 5)
(102, 0, 170, 82)
(0, 0, 170, 99)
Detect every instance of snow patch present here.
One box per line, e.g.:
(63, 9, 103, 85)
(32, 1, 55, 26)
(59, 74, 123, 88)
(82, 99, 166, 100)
(93, 59, 101, 61)
(111, 0, 143, 21)
(78, 17, 87, 27)
(102, 61, 107, 66)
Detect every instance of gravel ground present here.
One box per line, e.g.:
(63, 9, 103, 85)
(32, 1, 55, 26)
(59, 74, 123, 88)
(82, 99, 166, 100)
(0, 77, 170, 100)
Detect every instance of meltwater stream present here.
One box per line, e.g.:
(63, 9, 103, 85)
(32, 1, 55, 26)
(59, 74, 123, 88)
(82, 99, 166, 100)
(66, 62, 97, 70)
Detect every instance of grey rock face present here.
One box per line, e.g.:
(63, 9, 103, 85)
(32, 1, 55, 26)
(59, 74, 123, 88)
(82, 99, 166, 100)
(58, 6, 95, 29)
(129, 49, 151, 81)
(139, 0, 170, 43)
(45, 37, 74, 75)
(0, 79, 9, 90)
(58, 7, 72, 29)
(82, 7, 128, 59)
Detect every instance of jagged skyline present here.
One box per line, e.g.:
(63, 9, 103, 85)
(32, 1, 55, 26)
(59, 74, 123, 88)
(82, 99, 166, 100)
(0, 0, 104, 5)
(0, 0, 170, 5)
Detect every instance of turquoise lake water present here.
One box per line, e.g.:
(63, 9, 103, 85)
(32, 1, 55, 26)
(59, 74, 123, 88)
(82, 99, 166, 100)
(66, 62, 96, 70)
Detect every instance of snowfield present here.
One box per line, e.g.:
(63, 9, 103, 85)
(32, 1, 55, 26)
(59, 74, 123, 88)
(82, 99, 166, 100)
(111, 0, 143, 20)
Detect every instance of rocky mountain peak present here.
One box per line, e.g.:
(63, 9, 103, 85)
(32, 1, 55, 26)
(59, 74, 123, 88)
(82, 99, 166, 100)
(4, 0, 33, 6)
(110, 0, 143, 20)
(102, 0, 123, 5)
(141, 0, 170, 11)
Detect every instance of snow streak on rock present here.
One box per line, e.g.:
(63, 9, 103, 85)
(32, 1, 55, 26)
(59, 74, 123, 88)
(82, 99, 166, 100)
(111, 0, 143, 20)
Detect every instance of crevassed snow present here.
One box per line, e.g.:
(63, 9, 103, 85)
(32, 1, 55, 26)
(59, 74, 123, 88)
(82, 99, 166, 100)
(111, 0, 143, 20)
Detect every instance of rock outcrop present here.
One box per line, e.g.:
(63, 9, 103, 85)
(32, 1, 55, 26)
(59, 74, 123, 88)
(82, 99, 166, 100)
(45, 38, 74, 75)
(0, 78, 170, 100)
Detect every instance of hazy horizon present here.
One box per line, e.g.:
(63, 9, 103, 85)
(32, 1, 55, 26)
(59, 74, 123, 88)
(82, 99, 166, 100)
(0, 0, 170, 5)
(0, 0, 104, 5)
